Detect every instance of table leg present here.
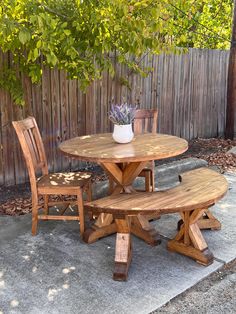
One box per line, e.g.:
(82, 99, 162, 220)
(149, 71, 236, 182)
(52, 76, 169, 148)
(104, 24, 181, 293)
(113, 217, 132, 281)
(83, 161, 161, 246)
(167, 209, 214, 265)
(131, 215, 161, 246)
(83, 222, 117, 244)
(101, 161, 148, 194)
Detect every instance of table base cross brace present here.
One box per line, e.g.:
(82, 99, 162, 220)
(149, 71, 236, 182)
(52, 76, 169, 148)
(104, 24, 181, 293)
(83, 161, 161, 246)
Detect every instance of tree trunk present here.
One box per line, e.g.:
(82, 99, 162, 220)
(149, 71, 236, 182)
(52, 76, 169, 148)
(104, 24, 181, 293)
(225, 0, 236, 139)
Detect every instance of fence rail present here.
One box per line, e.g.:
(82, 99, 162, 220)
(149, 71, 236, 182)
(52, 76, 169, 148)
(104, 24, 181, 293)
(0, 48, 229, 186)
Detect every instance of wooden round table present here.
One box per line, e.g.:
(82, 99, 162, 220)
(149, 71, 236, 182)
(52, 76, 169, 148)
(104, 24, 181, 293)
(59, 133, 188, 244)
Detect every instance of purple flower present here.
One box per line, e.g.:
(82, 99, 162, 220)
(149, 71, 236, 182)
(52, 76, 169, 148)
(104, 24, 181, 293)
(109, 103, 137, 125)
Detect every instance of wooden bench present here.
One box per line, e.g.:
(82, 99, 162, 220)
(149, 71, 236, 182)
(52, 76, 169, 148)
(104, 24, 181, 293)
(85, 168, 228, 281)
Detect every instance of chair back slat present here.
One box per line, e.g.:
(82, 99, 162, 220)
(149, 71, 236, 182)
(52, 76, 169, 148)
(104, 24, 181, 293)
(24, 129, 40, 168)
(134, 109, 158, 135)
(12, 117, 48, 192)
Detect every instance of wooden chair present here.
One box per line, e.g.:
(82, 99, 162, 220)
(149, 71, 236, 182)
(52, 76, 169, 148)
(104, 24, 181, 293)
(12, 117, 92, 237)
(133, 109, 158, 192)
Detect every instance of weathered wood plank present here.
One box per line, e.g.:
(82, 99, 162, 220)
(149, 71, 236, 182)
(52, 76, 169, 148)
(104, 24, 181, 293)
(51, 68, 61, 171)
(0, 49, 230, 186)
(60, 70, 70, 170)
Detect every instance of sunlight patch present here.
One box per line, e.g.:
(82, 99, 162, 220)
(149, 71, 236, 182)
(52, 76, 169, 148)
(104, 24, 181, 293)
(219, 203, 231, 209)
(22, 255, 30, 261)
(47, 288, 59, 301)
(62, 268, 70, 274)
(0, 280, 5, 289)
(50, 181, 58, 185)
(62, 283, 69, 289)
(62, 267, 75, 274)
(32, 266, 37, 273)
(10, 300, 19, 307)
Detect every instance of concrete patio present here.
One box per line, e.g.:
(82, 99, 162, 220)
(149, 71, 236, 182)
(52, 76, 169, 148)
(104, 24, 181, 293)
(0, 162, 236, 314)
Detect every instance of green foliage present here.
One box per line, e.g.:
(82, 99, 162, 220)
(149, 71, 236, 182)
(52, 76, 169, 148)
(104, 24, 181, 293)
(0, 0, 233, 105)
(0, 67, 25, 106)
(166, 0, 232, 49)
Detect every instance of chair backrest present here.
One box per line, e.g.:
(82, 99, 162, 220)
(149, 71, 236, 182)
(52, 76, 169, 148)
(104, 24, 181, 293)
(12, 117, 48, 193)
(133, 109, 158, 135)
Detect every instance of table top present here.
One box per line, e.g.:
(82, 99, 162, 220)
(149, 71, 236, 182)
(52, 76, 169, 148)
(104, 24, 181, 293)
(59, 133, 188, 163)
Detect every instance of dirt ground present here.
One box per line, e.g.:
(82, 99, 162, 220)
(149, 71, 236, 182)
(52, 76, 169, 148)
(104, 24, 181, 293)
(153, 259, 236, 314)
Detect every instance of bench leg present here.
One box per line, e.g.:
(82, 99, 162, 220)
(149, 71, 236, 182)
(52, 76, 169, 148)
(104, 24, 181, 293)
(167, 209, 214, 266)
(178, 209, 221, 231)
(113, 217, 132, 281)
(197, 209, 221, 230)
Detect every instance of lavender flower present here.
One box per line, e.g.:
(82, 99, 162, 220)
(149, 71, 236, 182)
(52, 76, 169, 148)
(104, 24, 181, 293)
(109, 103, 136, 125)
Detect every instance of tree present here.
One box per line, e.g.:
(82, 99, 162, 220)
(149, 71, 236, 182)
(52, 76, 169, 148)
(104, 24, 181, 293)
(165, 0, 232, 49)
(0, 0, 233, 105)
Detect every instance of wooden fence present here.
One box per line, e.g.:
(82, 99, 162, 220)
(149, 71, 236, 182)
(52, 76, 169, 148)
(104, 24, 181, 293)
(0, 48, 229, 186)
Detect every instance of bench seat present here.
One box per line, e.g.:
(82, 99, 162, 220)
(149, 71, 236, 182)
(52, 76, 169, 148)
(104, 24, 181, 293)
(85, 168, 228, 281)
(86, 168, 228, 215)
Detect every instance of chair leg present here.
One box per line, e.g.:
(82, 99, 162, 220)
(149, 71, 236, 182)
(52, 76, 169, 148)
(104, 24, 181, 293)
(151, 161, 155, 191)
(86, 180, 93, 220)
(43, 195, 49, 215)
(77, 189, 85, 236)
(86, 180, 92, 202)
(31, 198, 38, 236)
(108, 176, 115, 195)
(145, 171, 152, 192)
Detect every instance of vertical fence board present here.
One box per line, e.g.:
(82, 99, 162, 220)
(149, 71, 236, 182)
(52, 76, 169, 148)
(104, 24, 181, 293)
(42, 66, 53, 171)
(51, 68, 61, 171)
(0, 48, 230, 186)
(1, 54, 15, 185)
(60, 71, 70, 170)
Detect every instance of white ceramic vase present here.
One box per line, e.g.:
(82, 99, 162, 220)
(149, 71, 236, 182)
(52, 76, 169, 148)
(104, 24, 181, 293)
(112, 124, 134, 144)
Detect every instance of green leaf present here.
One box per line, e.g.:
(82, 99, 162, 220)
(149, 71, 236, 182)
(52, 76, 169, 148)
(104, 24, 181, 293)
(19, 29, 31, 44)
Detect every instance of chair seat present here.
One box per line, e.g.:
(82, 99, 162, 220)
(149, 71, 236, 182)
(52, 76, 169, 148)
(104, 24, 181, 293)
(37, 172, 91, 190)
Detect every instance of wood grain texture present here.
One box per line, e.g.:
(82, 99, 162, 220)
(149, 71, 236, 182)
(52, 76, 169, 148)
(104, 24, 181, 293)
(167, 208, 214, 266)
(89, 167, 226, 280)
(0, 48, 230, 185)
(12, 117, 92, 236)
(85, 168, 228, 216)
(59, 133, 188, 163)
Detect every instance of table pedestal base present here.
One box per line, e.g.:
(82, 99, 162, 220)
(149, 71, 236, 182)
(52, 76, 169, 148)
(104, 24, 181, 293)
(83, 215, 161, 246)
(83, 223, 117, 244)
(113, 218, 132, 281)
(131, 215, 161, 246)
